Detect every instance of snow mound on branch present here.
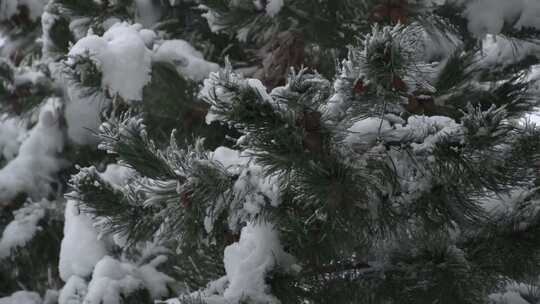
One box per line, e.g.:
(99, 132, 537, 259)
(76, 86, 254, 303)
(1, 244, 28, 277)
(0, 98, 65, 202)
(232, 161, 281, 215)
(0, 291, 41, 304)
(465, 0, 540, 38)
(480, 35, 540, 67)
(166, 223, 297, 304)
(0, 115, 26, 161)
(488, 282, 540, 304)
(345, 117, 393, 147)
(200, 68, 274, 124)
(0, 202, 45, 259)
(0, 0, 47, 21)
(83, 255, 173, 304)
(212, 146, 249, 169)
(68, 22, 152, 102)
(489, 291, 529, 304)
(59, 276, 88, 304)
(345, 115, 463, 154)
(59, 199, 107, 281)
(265, 0, 284, 17)
(204, 147, 281, 232)
(153, 39, 219, 81)
(222, 222, 296, 304)
(98, 163, 136, 190)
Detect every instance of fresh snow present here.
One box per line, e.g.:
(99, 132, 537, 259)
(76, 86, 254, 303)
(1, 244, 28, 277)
(79, 255, 173, 304)
(480, 34, 540, 67)
(201, 68, 275, 124)
(0, 291, 41, 304)
(464, 0, 540, 38)
(0, 98, 65, 202)
(98, 163, 136, 190)
(58, 199, 107, 281)
(0, 202, 46, 259)
(176, 222, 298, 304)
(222, 222, 295, 304)
(489, 291, 530, 304)
(58, 276, 88, 304)
(265, 0, 284, 17)
(206, 146, 282, 232)
(67, 22, 219, 103)
(345, 115, 462, 154)
(0, 115, 26, 161)
(68, 22, 153, 102)
(153, 39, 219, 81)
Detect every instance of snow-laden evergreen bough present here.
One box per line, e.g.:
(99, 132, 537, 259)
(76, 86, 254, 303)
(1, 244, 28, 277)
(70, 23, 540, 304)
(2, 0, 540, 304)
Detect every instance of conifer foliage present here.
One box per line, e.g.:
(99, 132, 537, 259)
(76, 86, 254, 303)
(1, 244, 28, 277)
(1, 0, 540, 303)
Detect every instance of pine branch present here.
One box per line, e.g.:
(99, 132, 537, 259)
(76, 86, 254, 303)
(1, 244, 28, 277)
(69, 166, 162, 244)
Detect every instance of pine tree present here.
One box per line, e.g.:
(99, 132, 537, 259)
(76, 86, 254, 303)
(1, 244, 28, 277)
(2, 0, 540, 304)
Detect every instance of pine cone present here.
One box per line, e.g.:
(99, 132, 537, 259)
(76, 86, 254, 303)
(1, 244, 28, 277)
(10, 5, 32, 27)
(224, 230, 241, 245)
(261, 31, 305, 89)
(353, 78, 366, 95)
(303, 111, 322, 132)
(405, 90, 436, 115)
(392, 77, 408, 92)
(296, 111, 324, 154)
(181, 191, 193, 208)
(182, 103, 209, 131)
(303, 131, 324, 155)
